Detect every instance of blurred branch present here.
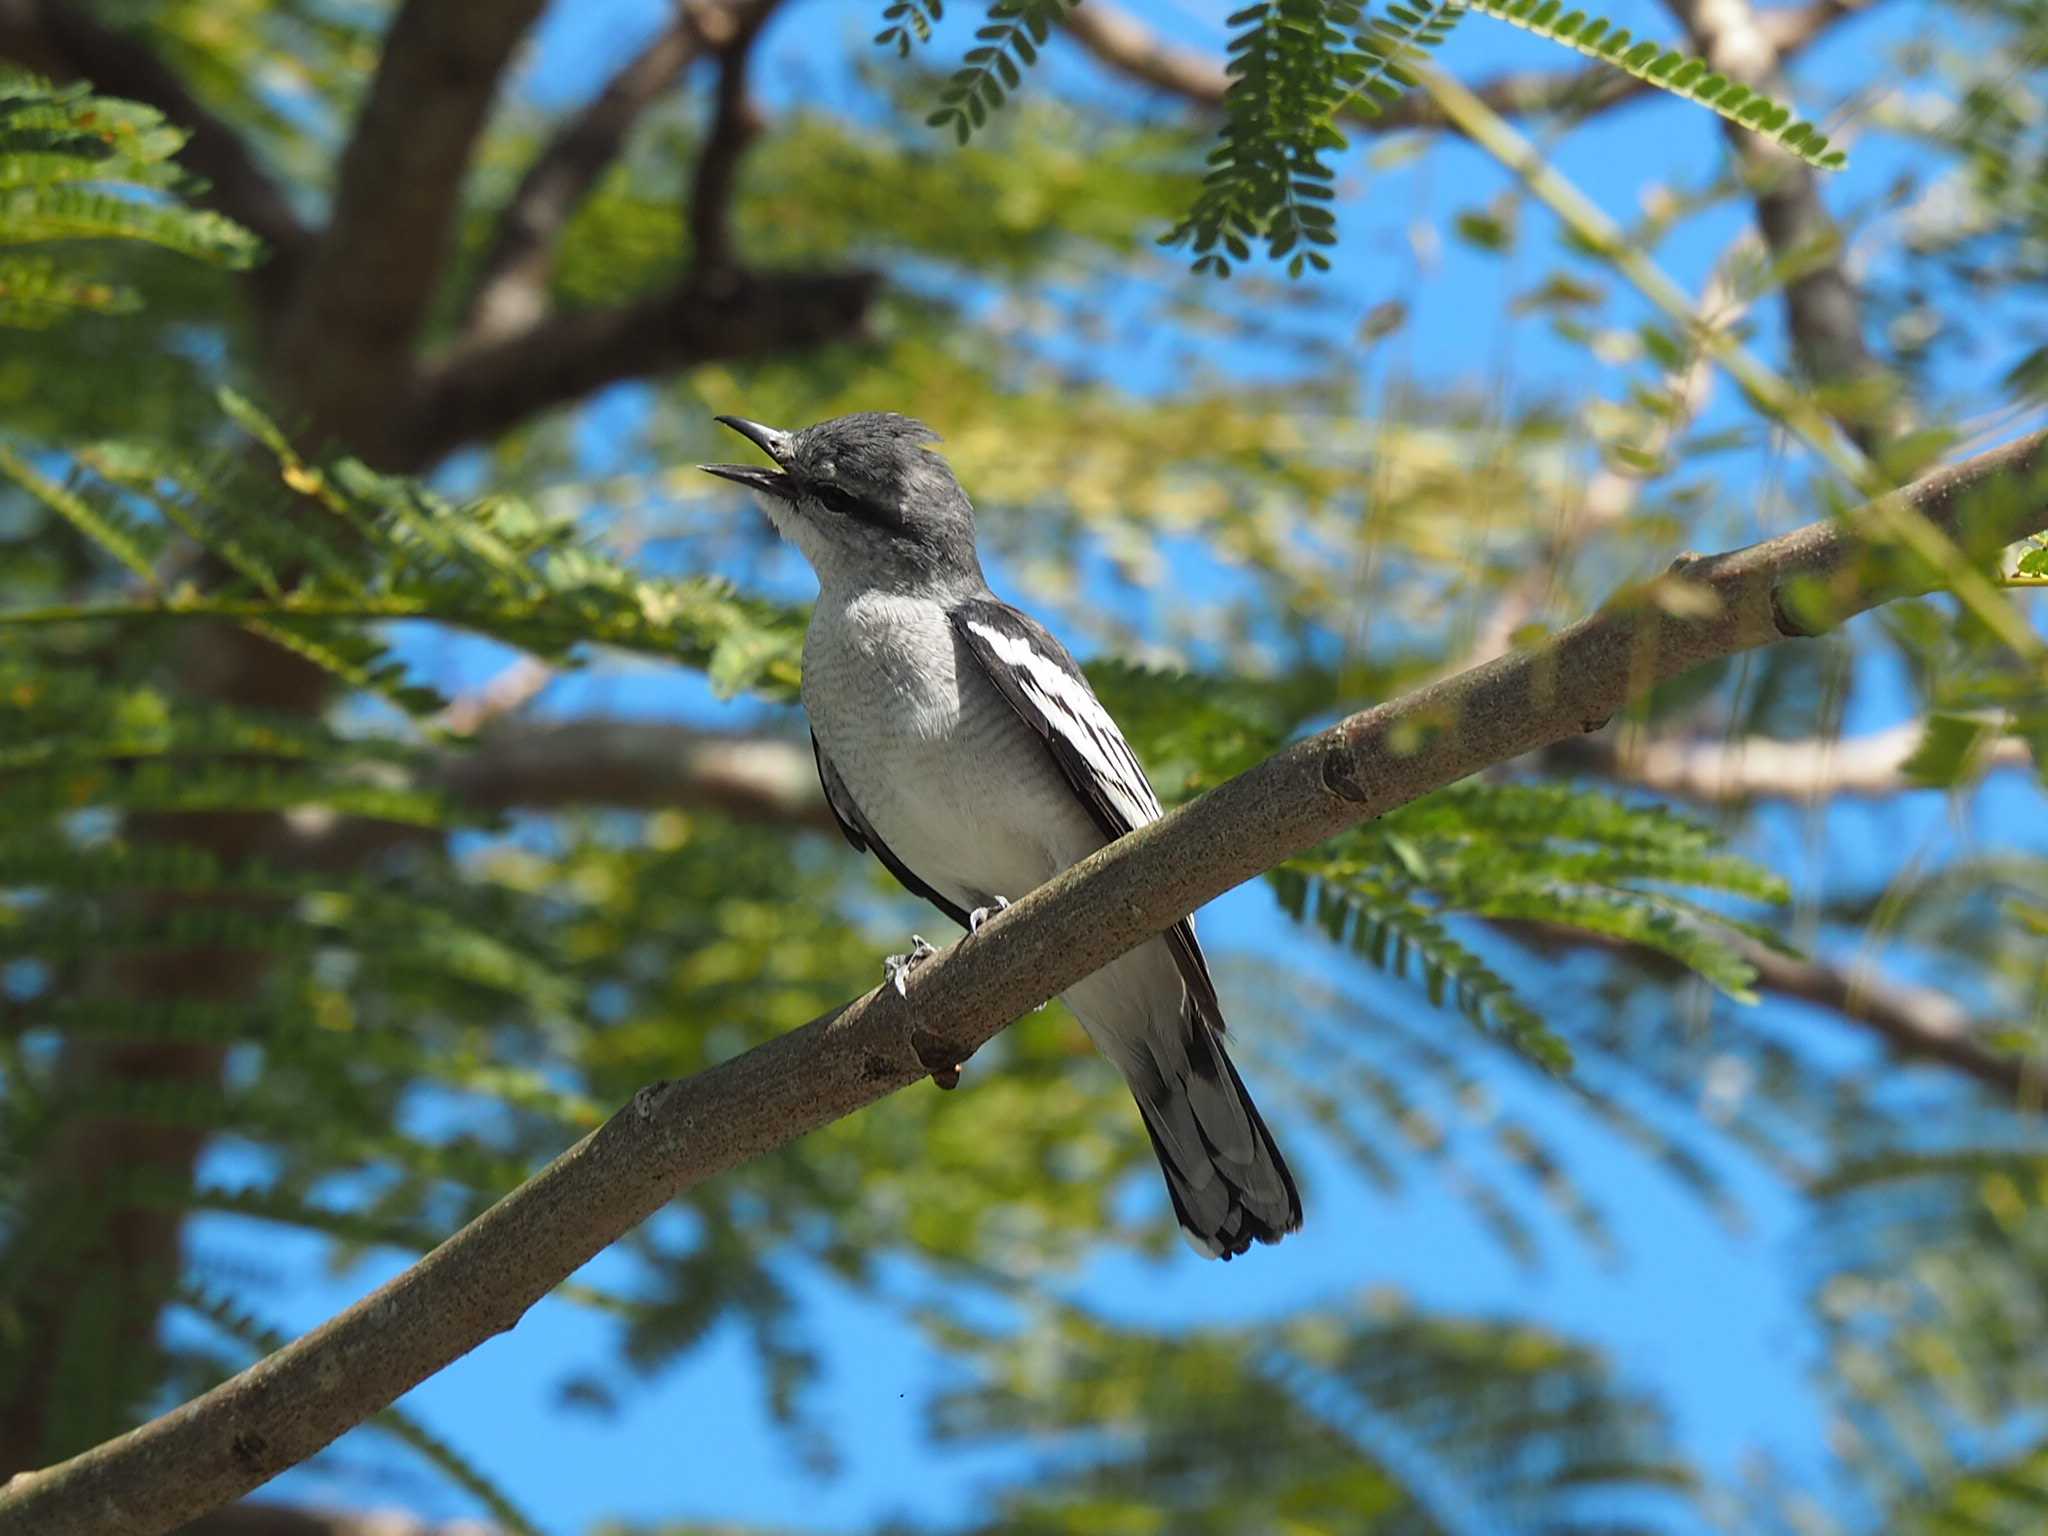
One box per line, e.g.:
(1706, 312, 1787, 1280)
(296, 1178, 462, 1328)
(684, 0, 782, 275)
(272, 0, 548, 456)
(1743, 941, 2036, 1099)
(1661, 0, 1892, 444)
(463, 9, 700, 344)
(1058, 0, 1869, 133)
(1553, 719, 2036, 802)
(1511, 919, 2035, 1098)
(433, 719, 832, 829)
(0, 0, 312, 305)
(177, 1505, 494, 1536)
(7, 430, 2043, 1536)
(431, 657, 557, 736)
(405, 266, 877, 468)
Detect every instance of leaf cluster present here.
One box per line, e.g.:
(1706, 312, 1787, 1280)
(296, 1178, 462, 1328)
(0, 72, 259, 329)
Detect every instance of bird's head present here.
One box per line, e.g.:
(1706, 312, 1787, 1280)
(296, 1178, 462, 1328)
(701, 412, 982, 592)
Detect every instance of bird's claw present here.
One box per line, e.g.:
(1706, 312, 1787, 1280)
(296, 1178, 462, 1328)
(885, 937, 961, 1088)
(968, 895, 1011, 933)
(884, 935, 938, 999)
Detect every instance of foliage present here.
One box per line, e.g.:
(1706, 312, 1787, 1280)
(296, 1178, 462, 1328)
(1163, 0, 1463, 276)
(0, 71, 258, 328)
(933, 1296, 1699, 1533)
(1, 4, 2046, 1536)
(924, 0, 1080, 145)
(901, 0, 1839, 274)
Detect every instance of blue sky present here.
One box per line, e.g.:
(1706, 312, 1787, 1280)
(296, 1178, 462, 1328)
(165, 0, 2048, 1530)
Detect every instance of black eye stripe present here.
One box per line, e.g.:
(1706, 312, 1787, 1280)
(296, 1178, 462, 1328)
(811, 480, 905, 529)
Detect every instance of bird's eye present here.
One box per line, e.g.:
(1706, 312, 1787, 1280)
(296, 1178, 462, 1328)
(814, 460, 837, 479)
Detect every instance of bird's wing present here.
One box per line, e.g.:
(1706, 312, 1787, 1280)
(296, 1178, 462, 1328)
(951, 598, 1226, 1034)
(811, 730, 975, 931)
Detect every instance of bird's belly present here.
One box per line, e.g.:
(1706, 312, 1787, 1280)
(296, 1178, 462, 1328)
(804, 612, 1099, 914)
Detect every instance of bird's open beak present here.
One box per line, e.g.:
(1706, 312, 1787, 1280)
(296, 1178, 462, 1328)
(700, 415, 797, 500)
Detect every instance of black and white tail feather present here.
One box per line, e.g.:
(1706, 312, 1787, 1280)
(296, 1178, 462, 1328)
(954, 598, 1301, 1258)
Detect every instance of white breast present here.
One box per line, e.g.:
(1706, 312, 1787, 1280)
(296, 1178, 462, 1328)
(802, 589, 1101, 915)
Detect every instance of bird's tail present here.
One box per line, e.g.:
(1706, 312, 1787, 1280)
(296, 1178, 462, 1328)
(1128, 1013, 1302, 1260)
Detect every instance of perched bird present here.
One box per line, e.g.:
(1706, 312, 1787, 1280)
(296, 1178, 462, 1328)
(702, 411, 1301, 1259)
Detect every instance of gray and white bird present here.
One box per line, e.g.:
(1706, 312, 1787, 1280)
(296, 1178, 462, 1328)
(702, 411, 1300, 1259)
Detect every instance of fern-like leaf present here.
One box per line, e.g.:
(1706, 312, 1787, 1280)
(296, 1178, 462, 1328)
(0, 72, 258, 328)
(1271, 863, 1574, 1069)
(876, 0, 945, 56)
(925, 0, 1076, 144)
(1455, 0, 1845, 168)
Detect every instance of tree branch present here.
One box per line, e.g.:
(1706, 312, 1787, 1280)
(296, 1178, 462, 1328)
(1661, 0, 1891, 443)
(462, 10, 700, 345)
(0, 0, 312, 307)
(1552, 718, 2036, 802)
(271, 0, 548, 457)
(432, 719, 832, 829)
(176, 1504, 493, 1536)
(402, 266, 878, 469)
(5, 431, 2043, 1536)
(682, 0, 780, 276)
(1510, 918, 2033, 1097)
(1058, 0, 1869, 134)
(1741, 938, 2036, 1098)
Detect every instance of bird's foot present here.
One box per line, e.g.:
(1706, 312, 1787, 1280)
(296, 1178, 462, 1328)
(968, 895, 1011, 933)
(883, 935, 938, 999)
(883, 938, 962, 1088)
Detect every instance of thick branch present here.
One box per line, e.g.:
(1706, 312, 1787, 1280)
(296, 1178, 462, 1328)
(0, 0, 312, 304)
(403, 266, 878, 469)
(1059, 0, 1867, 133)
(272, 0, 547, 456)
(432, 720, 831, 829)
(5, 431, 2043, 1536)
(1553, 718, 2036, 802)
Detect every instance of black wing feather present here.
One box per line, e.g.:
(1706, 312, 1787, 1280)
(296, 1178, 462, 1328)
(950, 599, 1227, 1034)
(811, 731, 974, 931)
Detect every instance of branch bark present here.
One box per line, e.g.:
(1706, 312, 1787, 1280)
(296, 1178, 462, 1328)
(403, 266, 878, 469)
(4, 431, 2042, 1536)
(1510, 918, 2033, 1097)
(1741, 938, 2035, 1098)
(1552, 718, 2036, 802)
(271, 0, 548, 457)
(1059, 0, 1869, 133)
(176, 1504, 493, 1536)
(683, 0, 780, 275)
(463, 12, 700, 344)
(1661, 0, 1891, 443)
(431, 719, 832, 829)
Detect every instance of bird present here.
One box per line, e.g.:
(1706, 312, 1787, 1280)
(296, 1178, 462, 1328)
(701, 411, 1301, 1259)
